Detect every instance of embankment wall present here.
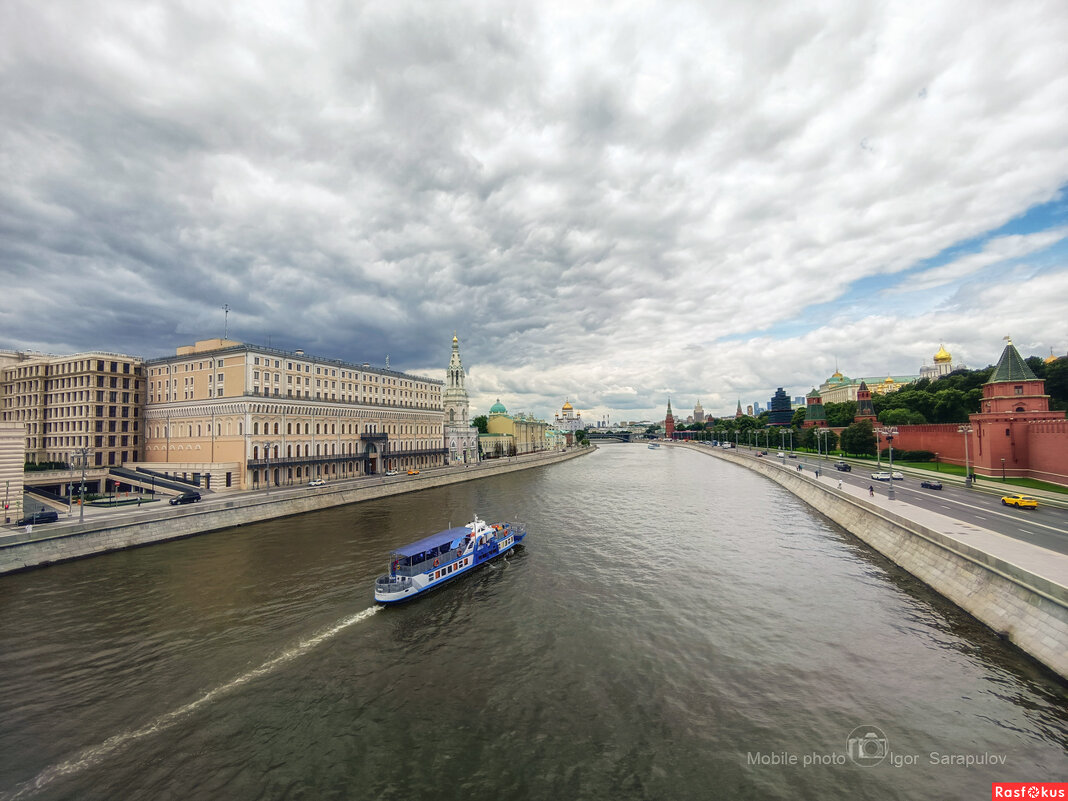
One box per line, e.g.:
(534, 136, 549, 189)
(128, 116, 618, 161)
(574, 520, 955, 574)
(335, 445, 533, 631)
(0, 448, 592, 575)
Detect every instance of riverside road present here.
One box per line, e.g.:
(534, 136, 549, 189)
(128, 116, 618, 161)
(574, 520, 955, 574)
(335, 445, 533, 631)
(718, 445, 1068, 555)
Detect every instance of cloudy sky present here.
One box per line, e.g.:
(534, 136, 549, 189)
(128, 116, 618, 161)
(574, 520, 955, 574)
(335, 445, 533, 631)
(2, 1, 1067, 422)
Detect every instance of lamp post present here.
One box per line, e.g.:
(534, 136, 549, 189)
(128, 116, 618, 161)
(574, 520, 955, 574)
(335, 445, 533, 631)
(1001, 457, 1006, 482)
(876, 426, 899, 500)
(935, 452, 939, 472)
(74, 447, 89, 523)
(958, 424, 973, 487)
(263, 442, 271, 494)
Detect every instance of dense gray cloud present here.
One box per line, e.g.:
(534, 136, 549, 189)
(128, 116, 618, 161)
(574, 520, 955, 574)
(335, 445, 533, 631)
(2, 0, 1066, 422)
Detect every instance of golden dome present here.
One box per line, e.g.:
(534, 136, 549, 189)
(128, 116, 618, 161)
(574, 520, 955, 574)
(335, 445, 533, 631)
(934, 344, 952, 363)
(885, 376, 895, 384)
(453, 334, 458, 343)
(1046, 349, 1060, 364)
(562, 400, 573, 411)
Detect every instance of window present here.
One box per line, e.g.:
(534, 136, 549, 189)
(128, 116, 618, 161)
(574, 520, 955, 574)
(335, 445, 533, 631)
(1014, 386, 1023, 395)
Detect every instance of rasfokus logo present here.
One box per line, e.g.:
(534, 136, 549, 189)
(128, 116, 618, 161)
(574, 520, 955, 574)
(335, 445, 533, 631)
(991, 783, 1068, 798)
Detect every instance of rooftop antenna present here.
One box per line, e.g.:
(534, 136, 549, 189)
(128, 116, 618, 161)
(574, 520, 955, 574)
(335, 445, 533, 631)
(222, 304, 231, 339)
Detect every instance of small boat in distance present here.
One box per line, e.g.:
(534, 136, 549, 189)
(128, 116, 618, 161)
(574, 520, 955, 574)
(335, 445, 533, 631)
(648, 442, 661, 449)
(374, 515, 526, 604)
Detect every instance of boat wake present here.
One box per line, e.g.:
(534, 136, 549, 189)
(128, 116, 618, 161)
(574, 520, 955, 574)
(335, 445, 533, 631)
(1, 605, 381, 801)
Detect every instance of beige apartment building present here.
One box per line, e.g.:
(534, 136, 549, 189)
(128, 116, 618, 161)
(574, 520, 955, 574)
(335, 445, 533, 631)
(0, 421, 25, 523)
(0, 349, 145, 468)
(143, 339, 445, 490)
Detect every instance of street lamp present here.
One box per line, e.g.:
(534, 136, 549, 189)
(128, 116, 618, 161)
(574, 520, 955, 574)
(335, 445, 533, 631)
(263, 442, 271, 494)
(958, 424, 973, 487)
(73, 447, 90, 524)
(1001, 457, 1006, 482)
(875, 426, 899, 500)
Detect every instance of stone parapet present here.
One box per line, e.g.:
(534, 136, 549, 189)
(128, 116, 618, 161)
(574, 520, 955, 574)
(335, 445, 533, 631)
(0, 448, 593, 575)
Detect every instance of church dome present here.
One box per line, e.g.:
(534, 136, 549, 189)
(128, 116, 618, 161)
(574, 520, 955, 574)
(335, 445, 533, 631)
(489, 399, 508, 415)
(934, 344, 952, 363)
(885, 376, 895, 384)
(1046, 349, 1060, 365)
(562, 400, 573, 411)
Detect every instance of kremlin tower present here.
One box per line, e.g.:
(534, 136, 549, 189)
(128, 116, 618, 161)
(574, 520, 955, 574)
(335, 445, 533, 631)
(665, 399, 675, 439)
(854, 381, 877, 423)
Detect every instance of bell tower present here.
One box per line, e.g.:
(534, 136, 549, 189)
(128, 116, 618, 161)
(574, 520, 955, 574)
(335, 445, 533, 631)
(443, 333, 470, 426)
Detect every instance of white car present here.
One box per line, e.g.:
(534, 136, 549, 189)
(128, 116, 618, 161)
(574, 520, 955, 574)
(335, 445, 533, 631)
(870, 471, 892, 481)
(384, 470, 399, 476)
(308, 478, 325, 487)
(777, 452, 786, 458)
(890, 471, 904, 480)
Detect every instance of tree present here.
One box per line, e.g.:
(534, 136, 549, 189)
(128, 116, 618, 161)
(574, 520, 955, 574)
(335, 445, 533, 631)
(840, 420, 876, 456)
(472, 415, 488, 434)
(824, 401, 857, 427)
(575, 429, 589, 446)
(791, 407, 807, 428)
(1045, 358, 1068, 411)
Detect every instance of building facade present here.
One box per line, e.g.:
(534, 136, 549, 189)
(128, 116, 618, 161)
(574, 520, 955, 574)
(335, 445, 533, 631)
(143, 339, 445, 490)
(553, 400, 584, 434)
(443, 335, 479, 465)
(1, 349, 145, 468)
(480, 399, 549, 457)
(768, 387, 793, 426)
(0, 421, 25, 523)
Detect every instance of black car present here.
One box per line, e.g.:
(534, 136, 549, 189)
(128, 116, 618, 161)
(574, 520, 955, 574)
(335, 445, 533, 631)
(833, 461, 851, 472)
(920, 480, 943, 490)
(169, 491, 202, 506)
(15, 509, 59, 526)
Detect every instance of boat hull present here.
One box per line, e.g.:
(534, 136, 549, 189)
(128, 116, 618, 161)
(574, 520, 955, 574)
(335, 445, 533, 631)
(374, 522, 525, 605)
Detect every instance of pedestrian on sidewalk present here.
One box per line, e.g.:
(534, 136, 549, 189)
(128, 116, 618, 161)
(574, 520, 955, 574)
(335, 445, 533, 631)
(868, 485, 875, 497)
(837, 479, 843, 489)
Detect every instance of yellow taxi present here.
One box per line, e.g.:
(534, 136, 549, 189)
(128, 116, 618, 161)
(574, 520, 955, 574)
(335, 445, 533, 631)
(1001, 494, 1038, 509)
(407, 469, 420, 475)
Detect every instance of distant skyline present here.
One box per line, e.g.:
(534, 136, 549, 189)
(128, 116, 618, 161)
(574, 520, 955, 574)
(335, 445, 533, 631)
(2, 1, 1066, 423)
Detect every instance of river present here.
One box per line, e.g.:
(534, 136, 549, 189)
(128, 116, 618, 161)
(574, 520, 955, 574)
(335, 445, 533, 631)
(0, 444, 1064, 800)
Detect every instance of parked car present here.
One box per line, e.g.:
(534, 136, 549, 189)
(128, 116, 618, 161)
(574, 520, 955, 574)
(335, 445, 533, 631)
(169, 491, 202, 506)
(15, 509, 59, 526)
(920, 480, 943, 490)
(891, 471, 904, 480)
(407, 469, 420, 475)
(1001, 494, 1038, 509)
(833, 461, 851, 472)
(384, 470, 399, 476)
(870, 471, 892, 481)
(308, 478, 325, 487)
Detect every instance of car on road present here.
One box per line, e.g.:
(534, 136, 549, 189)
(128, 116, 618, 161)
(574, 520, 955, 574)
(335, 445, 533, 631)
(833, 461, 851, 472)
(891, 471, 904, 480)
(1001, 493, 1038, 509)
(169, 491, 202, 506)
(15, 509, 59, 526)
(308, 478, 325, 487)
(407, 469, 420, 475)
(384, 470, 399, 476)
(777, 452, 786, 458)
(920, 480, 943, 490)
(787, 453, 797, 458)
(870, 471, 892, 481)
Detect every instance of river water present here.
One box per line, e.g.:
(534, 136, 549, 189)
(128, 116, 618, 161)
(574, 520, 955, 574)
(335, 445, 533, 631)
(0, 444, 1064, 800)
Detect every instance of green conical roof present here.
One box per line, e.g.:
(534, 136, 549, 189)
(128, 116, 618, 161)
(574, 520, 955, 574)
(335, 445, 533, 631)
(987, 341, 1037, 383)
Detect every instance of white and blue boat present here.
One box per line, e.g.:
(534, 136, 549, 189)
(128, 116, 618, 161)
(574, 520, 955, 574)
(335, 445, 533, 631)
(374, 515, 526, 604)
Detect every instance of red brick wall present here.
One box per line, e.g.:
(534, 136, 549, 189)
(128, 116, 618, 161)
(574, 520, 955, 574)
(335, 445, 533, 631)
(880, 424, 966, 466)
(1026, 419, 1068, 485)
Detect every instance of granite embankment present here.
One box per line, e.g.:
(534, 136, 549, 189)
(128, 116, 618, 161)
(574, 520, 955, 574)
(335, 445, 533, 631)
(681, 443, 1068, 681)
(0, 447, 593, 575)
